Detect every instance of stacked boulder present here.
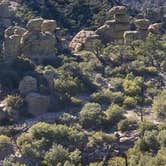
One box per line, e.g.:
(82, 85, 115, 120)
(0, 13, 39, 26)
(96, 6, 130, 43)
(124, 19, 151, 44)
(134, 19, 151, 39)
(18, 76, 50, 116)
(69, 30, 100, 52)
(3, 18, 57, 62)
(3, 26, 26, 57)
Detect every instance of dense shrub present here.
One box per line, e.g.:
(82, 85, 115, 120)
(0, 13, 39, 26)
(79, 103, 106, 129)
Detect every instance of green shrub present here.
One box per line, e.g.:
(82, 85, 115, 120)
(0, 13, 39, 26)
(43, 144, 69, 166)
(123, 96, 137, 109)
(153, 90, 166, 118)
(105, 104, 124, 126)
(118, 118, 138, 132)
(79, 103, 106, 129)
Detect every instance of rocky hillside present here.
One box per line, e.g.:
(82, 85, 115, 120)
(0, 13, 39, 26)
(0, 1, 166, 166)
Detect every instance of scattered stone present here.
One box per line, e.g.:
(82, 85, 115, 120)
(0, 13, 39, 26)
(19, 76, 37, 95)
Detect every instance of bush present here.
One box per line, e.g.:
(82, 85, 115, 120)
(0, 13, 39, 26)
(153, 90, 166, 118)
(123, 96, 137, 109)
(79, 103, 106, 129)
(105, 104, 124, 126)
(118, 118, 138, 132)
(43, 144, 69, 166)
(158, 130, 166, 147)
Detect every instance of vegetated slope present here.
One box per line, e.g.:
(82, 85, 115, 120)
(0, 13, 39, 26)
(18, 0, 122, 33)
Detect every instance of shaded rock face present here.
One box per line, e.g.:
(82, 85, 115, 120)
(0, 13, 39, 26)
(124, 31, 141, 44)
(69, 30, 100, 52)
(25, 93, 50, 116)
(0, 0, 15, 28)
(19, 76, 37, 95)
(3, 26, 26, 57)
(3, 18, 57, 62)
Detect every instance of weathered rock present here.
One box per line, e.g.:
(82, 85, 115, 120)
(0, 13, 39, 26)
(69, 30, 99, 52)
(25, 93, 50, 116)
(3, 34, 21, 57)
(109, 6, 127, 15)
(124, 31, 141, 44)
(41, 19, 57, 33)
(148, 23, 163, 34)
(19, 76, 37, 95)
(114, 14, 129, 23)
(27, 18, 43, 32)
(21, 31, 56, 58)
(135, 19, 151, 30)
(4, 26, 26, 38)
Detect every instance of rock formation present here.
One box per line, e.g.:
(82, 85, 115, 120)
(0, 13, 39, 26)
(124, 19, 151, 44)
(96, 6, 130, 43)
(3, 18, 57, 62)
(69, 30, 100, 52)
(148, 23, 163, 34)
(25, 92, 50, 116)
(69, 6, 130, 52)
(19, 76, 37, 95)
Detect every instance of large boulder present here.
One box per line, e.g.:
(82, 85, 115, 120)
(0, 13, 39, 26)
(27, 18, 43, 32)
(4, 26, 26, 38)
(124, 31, 141, 44)
(148, 23, 163, 34)
(41, 19, 57, 33)
(134, 19, 151, 30)
(25, 93, 50, 116)
(69, 30, 99, 52)
(114, 14, 129, 23)
(19, 76, 37, 95)
(21, 31, 56, 58)
(3, 34, 22, 57)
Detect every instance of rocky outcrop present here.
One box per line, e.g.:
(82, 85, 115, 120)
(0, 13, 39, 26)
(3, 18, 57, 62)
(124, 19, 151, 44)
(96, 6, 130, 43)
(25, 93, 50, 116)
(134, 19, 151, 40)
(3, 26, 26, 57)
(148, 23, 163, 34)
(69, 30, 100, 52)
(19, 76, 37, 95)
(124, 31, 141, 44)
(69, 6, 130, 52)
